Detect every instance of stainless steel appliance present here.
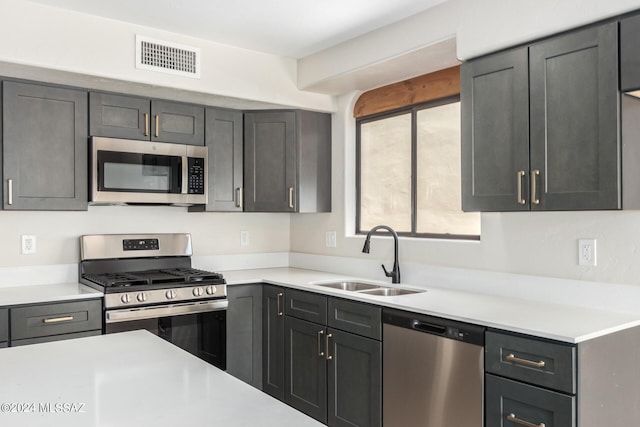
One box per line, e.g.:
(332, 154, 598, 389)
(383, 308, 485, 427)
(79, 233, 227, 369)
(90, 136, 207, 205)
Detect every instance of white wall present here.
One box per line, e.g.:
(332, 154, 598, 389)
(0, 0, 334, 111)
(0, 206, 290, 268)
(290, 91, 640, 287)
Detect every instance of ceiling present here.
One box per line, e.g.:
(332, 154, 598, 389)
(27, 0, 446, 58)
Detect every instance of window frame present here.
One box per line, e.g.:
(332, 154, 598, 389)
(356, 94, 479, 241)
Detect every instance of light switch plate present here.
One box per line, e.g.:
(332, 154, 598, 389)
(240, 230, 250, 247)
(325, 231, 337, 248)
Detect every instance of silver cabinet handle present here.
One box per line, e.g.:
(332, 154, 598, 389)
(288, 187, 294, 209)
(507, 413, 545, 427)
(317, 330, 325, 357)
(276, 292, 283, 316)
(155, 115, 160, 138)
(506, 353, 546, 368)
(7, 179, 12, 205)
(531, 169, 540, 205)
(325, 333, 333, 360)
(144, 113, 150, 136)
(516, 170, 526, 205)
(236, 187, 243, 209)
(43, 315, 74, 324)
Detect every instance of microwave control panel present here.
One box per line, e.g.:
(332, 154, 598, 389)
(188, 157, 205, 194)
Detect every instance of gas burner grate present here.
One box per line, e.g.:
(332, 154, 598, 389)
(160, 268, 224, 282)
(82, 273, 149, 288)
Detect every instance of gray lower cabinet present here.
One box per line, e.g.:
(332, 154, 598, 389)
(226, 284, 263, 388)
(263, 285, 285, 400)
(485, 327, 640, 427)
(9, 299, 102, 345)
(190, 108, 243, 212)
(462, 21, 619, 211)
(283, 290, 382, 427)
(244, 110, 331, 213)
(0, 308, 7, 347)
(3, 81, 88, 210)
(89, 92, 205, 145)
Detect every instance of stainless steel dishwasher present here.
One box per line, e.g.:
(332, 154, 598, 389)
(383, 308, 485, 427)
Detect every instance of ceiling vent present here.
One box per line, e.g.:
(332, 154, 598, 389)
(135, 35, 201, 79)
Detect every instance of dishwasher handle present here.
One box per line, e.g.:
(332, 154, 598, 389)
(412, 320, 447, 335)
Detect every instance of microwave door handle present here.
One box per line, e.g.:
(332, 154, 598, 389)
(181, 156, 188, 195)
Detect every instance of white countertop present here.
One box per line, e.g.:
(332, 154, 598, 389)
(0, 330, 324, 427)
(223, 267, 640, 344)
(0, 283, 102, 306)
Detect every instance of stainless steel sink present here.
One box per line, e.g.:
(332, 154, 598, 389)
(315, 281, 425, 296)
(357, 288, 424, 296)
(316, 281, 380, 291)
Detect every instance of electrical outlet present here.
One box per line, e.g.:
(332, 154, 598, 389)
(578, 239, 596, 266)
(325, 231, 337, 248)
(21, 235, 36, 255)
(240, 230, 250, 247)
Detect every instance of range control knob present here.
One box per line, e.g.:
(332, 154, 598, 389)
(137, 292, 148, 303)
(165, 290, 177, 300)
(120, 294, 132, 304)
(192, 287, 204, 297)
(206, 286, 216, 295)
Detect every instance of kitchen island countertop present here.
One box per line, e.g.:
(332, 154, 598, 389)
(0, 330, 324, 427)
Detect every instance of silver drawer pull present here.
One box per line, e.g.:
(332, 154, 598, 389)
(506, 353, 546, 368)
(507, 413, 546, 427)
(43, 316, 74, 324)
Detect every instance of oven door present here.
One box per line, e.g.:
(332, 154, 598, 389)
(105, 300, 227, 370)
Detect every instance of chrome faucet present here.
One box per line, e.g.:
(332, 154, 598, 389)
(362, 225, 401, 284)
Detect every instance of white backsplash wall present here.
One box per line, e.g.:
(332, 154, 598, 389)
(0, 206, 291, 267)
(290, 92, 640, 288)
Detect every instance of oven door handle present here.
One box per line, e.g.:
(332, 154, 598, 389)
(105, 300, 228, 323)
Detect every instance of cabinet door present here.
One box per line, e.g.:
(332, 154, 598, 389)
(3, 82, 88, 210)
(0, 308, 7, 342)
(89, 92, 150, 140)
(461, 48, 530, 211)
(530, 22, 619, 210)
(621, 14, 640, 92)
(151, 100, 204, 146)
(11, 330, 101, 347)
(244, 111, 296, 212)
(199, 108, 243, 211)
(226, 284, 262, 388)
(263, 285, 285, 400)
(485, 374, 575, 427)
(284, 316, 327, 423)
(327, 328, 381, 427)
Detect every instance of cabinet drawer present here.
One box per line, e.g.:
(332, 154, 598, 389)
(285, 289, 327, 324)
(11, 330, 102, 347)
(0, 342, 6, 349)
(11, 299, 102, 340)
(0, 308, 7, 342)
(486, 374, 575, 427)
(486, 330, 576, 394)
(327, 298, 381, 340)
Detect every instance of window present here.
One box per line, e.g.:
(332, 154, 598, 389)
(357, 96, 480, 239)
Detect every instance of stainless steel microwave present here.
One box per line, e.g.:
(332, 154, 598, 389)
(90, 137, 207, 206)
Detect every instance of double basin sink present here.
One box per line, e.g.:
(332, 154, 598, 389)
(315, 281, 425, 297)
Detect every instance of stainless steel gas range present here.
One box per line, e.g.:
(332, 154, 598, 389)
(79, 233, 227, 369)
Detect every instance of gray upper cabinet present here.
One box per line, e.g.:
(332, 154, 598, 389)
(244, 110, 331, 213)
(462, 22, 619, 212)
(621, 13, 640, 91)
(190, 108, 243, 212)
(461, 47, 530, 212)
(3, 81, 88, 210)
(90, 92, 205, 146)
(529, 22, 619, 210)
